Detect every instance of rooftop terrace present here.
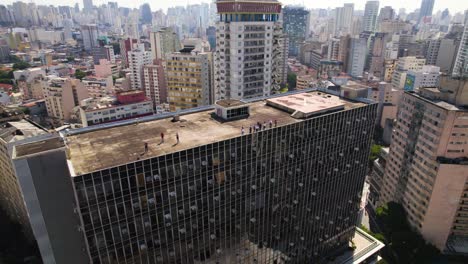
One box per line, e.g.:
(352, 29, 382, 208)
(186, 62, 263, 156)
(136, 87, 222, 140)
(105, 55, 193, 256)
(64, 90, 367, 176)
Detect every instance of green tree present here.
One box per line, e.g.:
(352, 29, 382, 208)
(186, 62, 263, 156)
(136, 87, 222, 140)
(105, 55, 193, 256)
(287, 73, 297, 89)
(66, 56, 75, 62)
(369, 144, 383, 161)
(74, 69, 86, 80)
(12, 61, 31, 70)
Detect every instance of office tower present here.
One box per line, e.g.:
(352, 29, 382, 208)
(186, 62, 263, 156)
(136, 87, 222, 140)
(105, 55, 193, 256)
(372, 76, 468, 253)
(128, 44, 152, 91)
(362, 1, 380, 32)
(418, 0, 435, 23)
(214, 0, 285, 100)
(143, 61, 168, 111)
(282, 6, 309, 56)
(334, 3, 354, 36)
(83, 0, 93, 12)
(43, 77, 89, 122)
(120, 38, 138, 68)
(81, 24, 99, 51)
(80, 91, 153, 127)
(140, 3, 152, 24)
(12, 89, 377, 263)
(0, 120, 48, 240)
(166, 46, 213, 111)
(452, 24, 468, 78)
(206, 26, 216, 51)
(391, 56, 426, 89)
(347, 38, 367, 77)
(379, 6, 395, 22)
(149, 27, 181, 61)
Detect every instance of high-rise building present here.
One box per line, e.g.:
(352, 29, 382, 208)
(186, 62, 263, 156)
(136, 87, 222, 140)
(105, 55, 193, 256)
(128, 44, 152, 91)
(140, 3, 152, 24)
(12, 89, 377, 263)
(418, 0, 435, 23)
(378, 6, 395, 22)
(143, 60, 168, 111)
(214, 0, 286, 100)
(43, 77, 90, 122)
(206, 26, 216, 51)
(282, 6, 309, 56)
(452, 24, 468, 77)
(91, 45, 115, 64)
(334, 4, 354, 36)
(362, 1, 380, 32)
(425, 38, 458, 73)
(83, 0, 93, 12)
(81, 24, 99, 51)
(347, 38, 367, 77)
(120, 38, 138, 68)
(149, 27, 181, 61)
(165, 46, 213, 111)
(372, 76, 468, 253)
(0, 120, 47, 241)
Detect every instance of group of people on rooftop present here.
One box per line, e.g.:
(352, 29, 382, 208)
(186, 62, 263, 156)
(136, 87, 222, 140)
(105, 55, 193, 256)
(241, 119, 277, 135)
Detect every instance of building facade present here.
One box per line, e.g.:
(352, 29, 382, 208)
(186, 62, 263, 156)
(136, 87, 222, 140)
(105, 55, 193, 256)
(128, 44, 152, 91)
(282, 6, 309, 57)
(81, 24, 99, 51)
(165, 49, 213, 111)
(452, 24, 468, 77)
(362, 1, 380, 32)
(372, 77, 468, 254)
(149, 27, 181, 61)
(143, 61, 167, 110)
(214, 0, 285, 100)
(12, 89, 377, 263)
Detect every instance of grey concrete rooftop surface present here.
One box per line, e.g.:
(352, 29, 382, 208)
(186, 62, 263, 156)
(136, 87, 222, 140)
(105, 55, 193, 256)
(65, 91, 367, 176)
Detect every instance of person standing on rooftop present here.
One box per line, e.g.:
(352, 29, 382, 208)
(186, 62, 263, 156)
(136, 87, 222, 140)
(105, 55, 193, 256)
(161, 132, 164, 143)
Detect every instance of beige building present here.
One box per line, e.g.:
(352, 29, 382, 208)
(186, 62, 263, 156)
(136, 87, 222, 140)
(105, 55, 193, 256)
(0, 120, 47, 239)
(149, 27, 181, 61)
(143, 60, 167, 112)
(165, 48, 213, 111)
(374, 77, 468, 253)
(43, 76, 89, 122)
(296, 75, 314, 90)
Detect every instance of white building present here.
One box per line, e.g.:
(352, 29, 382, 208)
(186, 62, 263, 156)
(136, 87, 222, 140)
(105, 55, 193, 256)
(128, 44, 152, 90)
(79, 91, 153, 127)
(214, 0, 286, 100)
(391, 56, 426, 89)
(334, 3, 354, 36)
(362, 1, 380, 32)
(404, 65, 440, 91)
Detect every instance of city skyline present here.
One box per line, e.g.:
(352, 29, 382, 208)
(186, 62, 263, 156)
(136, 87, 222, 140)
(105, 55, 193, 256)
(1, 0, 467, 14)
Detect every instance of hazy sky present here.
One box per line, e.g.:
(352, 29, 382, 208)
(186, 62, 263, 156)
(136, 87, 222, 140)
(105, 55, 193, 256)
(4, 0, 468, 13)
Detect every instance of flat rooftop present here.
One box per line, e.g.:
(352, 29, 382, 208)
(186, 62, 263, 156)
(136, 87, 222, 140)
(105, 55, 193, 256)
(65, 90, 367, 175)
(331, 227, 385, 264)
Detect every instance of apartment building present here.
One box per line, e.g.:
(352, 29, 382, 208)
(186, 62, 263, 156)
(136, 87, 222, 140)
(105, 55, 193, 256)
(80, 90, 153, 127)
(43, 76, 89, 122)
(373, 77, 468, 253)
(13, 67, 46, 100)
(165, 48, 213, 111)
(149, 27, 181, 61)
(12, 89, 377, 263)
(128, 44, 152, 91)
(214, 0, 286, 100)
(143, 61, 167, 111)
